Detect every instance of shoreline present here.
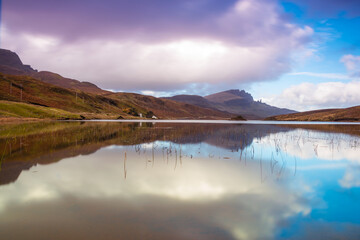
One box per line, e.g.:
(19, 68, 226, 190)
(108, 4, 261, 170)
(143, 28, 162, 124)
(2, 117, 360, 125)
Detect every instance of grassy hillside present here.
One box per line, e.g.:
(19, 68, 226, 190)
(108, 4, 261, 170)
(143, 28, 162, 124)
(0, 100, 82, 120)
(0, 73, 129, 117)
(266, 106, 360, 122)
(0, 73, 231, 120)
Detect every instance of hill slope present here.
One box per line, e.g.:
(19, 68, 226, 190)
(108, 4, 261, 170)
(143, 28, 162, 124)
(164, 94, 217, 110)
(0, 73, 230, 119)
(0, 73, 126, 118)
(265, 106, 360, 122)
(32, 71, 107, 94)
(107, 92, 232, 119)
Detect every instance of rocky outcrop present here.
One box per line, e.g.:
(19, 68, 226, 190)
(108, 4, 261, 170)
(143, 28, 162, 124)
(0, 49, 37, 73)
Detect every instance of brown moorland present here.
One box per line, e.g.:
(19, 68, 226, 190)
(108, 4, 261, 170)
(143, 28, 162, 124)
(266, 106, 360, 122)
(0, 73, 231, 120)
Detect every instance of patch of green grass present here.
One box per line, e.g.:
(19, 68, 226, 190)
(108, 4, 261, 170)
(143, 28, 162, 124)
(0, 121, 81, 138)
(0, 100, 82, 120)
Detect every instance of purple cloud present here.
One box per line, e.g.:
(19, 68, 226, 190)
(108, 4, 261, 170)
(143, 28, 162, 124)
(2, 0, 313, 93)
(3, 0, 237, 42)
(3, 0, 309, 45)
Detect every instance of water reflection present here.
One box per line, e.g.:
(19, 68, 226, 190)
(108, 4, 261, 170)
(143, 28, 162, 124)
(0, 122, 291, 185)
(0, 121, 360, 239)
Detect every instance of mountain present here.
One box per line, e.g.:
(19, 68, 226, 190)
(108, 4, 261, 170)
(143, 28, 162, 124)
(105, 92, 232, 119)
(0, 73, 231, 119)
(0, 49, 37, 74)
(0, 48, 231, 120)
(0, 49, 106, 94)
(265, 106, 360, 122)
(167, 89, 296, 119)
(1, 48, 359, 122)
(205, 89, 296, 119)
(0, 48, 289, 120)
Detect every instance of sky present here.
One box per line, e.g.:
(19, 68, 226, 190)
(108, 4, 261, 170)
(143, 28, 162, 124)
(1, 0, 360, 111)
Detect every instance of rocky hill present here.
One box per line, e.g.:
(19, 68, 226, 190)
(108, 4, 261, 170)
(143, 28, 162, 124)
(167, 89, 296, 119)
(0, 49, 37, 74)
(0, 49, 106, 94)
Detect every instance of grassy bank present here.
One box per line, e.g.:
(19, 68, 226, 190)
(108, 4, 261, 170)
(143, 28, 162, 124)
(0, 100, 82, 120)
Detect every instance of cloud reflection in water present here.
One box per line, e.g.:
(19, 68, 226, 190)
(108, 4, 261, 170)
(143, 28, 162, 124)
(0, 122, 359, 239)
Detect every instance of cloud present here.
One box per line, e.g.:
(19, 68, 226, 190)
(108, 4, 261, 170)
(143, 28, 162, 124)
(264, 54, 360, 111)
(340, 54, 360, 77)
(3, 0, 236, 42)
(3, 0, 309, 45)
(264, 81, 360, 111)
(261, 130, 360, 163)
(339, 166, 360, 188)
(1, 0, 313, 92)
(0, 143, 310, 240)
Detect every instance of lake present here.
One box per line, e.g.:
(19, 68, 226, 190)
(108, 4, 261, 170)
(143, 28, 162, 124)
(0, 120, 360, 239)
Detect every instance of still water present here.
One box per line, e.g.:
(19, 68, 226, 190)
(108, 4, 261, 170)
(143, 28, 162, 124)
(0, 121, 359, 239)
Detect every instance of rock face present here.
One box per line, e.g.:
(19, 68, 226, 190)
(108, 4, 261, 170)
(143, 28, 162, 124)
(0, 49, 37, 74)
(167, 89, 297, 119)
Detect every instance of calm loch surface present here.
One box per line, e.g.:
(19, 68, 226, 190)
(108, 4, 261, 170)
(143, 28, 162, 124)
(0, 121, 360, 239)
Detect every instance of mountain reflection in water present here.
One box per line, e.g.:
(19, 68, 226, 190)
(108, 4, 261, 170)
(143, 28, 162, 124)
(0, 121, 360, 240)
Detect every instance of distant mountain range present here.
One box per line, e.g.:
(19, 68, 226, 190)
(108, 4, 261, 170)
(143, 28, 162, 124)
(1, 48, 359, 121)
(165, 89, 296, 119)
